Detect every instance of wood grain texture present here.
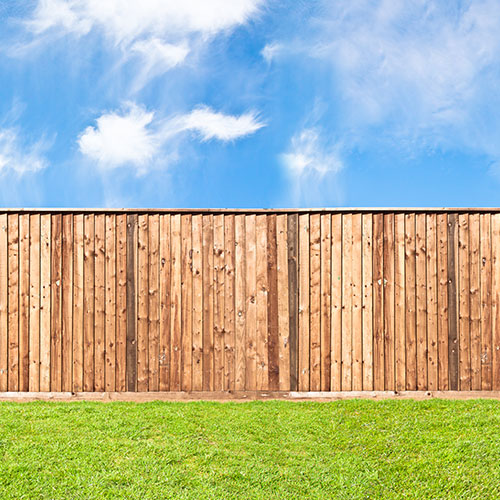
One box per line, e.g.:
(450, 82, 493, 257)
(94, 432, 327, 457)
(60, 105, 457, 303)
(298, 214, 310, 391)
(104, 215, 116, 392)
(362, 214, 373, 391)
(115, 214, 127, 391)
(383, 213, 395, 391)
(448, 213, 459, 391)
(331, 214, 342, 391)
(480, 214, 492, 390)
(266, 215, 279, 391)
(126, 214, 137, 392)
(394, 214, 406, 392)
(39, 215, 51, 392)
(415, 214, 427, 390)
(341, 214, 352, 391)
(94, 214, 106, 392)
(0, 214, 7, 392)
(234, 215, 246, 391)
(18, 215, 30, 392)
(372, 213, 384, 391)
(309, 214, 321, 391)
(8, 214, 19, 392)
(405, 214, 417, 390)
(158, 215, 171, 391)
(202, 215, 214, 391)
(224, 215, 235, 391)
(426, 214, 438, 391)
(320, 214, 331, 391)
(492, 214, 500, 390)
(245, 215, 256, 391)
(277, 215, 290, 391)
(469, 213, 481, 391)
(29, 214, 40, 392)
(192, 215, 203, 391)
(213, 215, 225, 391)
(170, 214, 182, 391)
(437, 214, 449, 390)
(148, 215, 160, 392)
(61, 214, 73, 392)
(181, 214, 192, 391)
(255, 215, 268, 391)
(288, 214, 299, 391)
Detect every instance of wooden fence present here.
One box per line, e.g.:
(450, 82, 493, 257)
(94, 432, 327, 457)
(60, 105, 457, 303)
(0, 209, 499, 393)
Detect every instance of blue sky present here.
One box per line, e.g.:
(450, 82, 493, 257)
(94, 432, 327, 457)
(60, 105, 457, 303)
(1, 0, 500, 208)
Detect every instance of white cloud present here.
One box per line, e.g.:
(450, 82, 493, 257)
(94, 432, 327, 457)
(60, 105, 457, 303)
(261, 42, 283, 63)
(78, 103, 265, 172)
(0, 128, 47, 174)
(175, 106, 265, 141)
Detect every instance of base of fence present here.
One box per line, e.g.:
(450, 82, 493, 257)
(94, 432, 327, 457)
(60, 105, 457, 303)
(1, 390, 500, 402)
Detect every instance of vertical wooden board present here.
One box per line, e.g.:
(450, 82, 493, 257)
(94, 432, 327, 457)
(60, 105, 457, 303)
(148, 215, 160, 392)
(170, 214, 182, 391)
(383, 213, 395, 391)
(405, 214, 417, 390)
(50, 214, 62, 392)
(351, 213, 363, 391)
(136, 215, 149, 392)
(255, 214, 268, 391)
(94, 215, 106, 392)
(480, 213, 492, 390)
(181, 214, 193, 391)
(202, 215, 214, 391)
(298, 214, 310, 391)
(83, 214, 95, 391)
(320, 214, 331, 391)
(492, 214, 500, 390)
(288, 214, 299, 391)
(245, 214, 257, 390)
(372, 213, 384, 391)
(126, 214, 137, 392)
(341, 214, 352, 391)
(39, 215, 51, 392)
(448, 213, 459, 391)
(415, 213, 427, 390)
(469, 213, 481, 390)
(458, 214, 471, 390)
(29, 214, 40, 392)
(61, 214, 73, 392)
(0, 214, 7, 392)
(309, 213, 321, 391)
(105, 214, 116, 392)
(266, 215, 279, 391)
(331, 214, 342, 391)
(362, 214, 373, 391)
(394, 214, 406, 392)
(437, 214, 449, 390)
(72, 215, 84, 392)
(18, 215, 30, 392)
(224, 215, 236, 391)
(192, 215, 203, 391)
(426, 214, 439, 391)
(277, 215, 290, 391)
(234, 215, 246, 391)
(115, 216, 127, 391)
(158, 215, 171, 391)
(8, 214, 19, 391)
(213, 214, 225, 391)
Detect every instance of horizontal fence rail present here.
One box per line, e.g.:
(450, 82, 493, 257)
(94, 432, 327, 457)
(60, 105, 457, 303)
(0, 209, 498, 393)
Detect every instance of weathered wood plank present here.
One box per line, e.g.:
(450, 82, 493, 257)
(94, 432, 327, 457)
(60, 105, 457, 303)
(18, 215, 30, 392)
(277, 214, 290, 391)
(394, 213, 405, 392)
(309, 213, 321, 391)
(181, 214, 192, 391)
(191, 214, 203, 391)
(298, 214, 310, 391)
(372, 213, 384, 391)
(39, 215, 51, 392)
(202, 215, 214, 391)
(331, 213, 342, 391)
(115, 214, 127, 392)
(405, 214, 417, 390)
(437, 213, 449, 390)
(105, 214, 116, 392)
(213, 214, 225, 391)
(458, 214, 471, 390)
(255, 214, 268, 391)
(158, 214, 171, 391)
(480, 213, 492, 390)
(224, 215, 235, 391)
(245, 214, 257, 391)
(448, 213, 459, 391)
(126, 214, 137, 392)
(61, 214, 73, 392)
(8, 214, 19, 391)
(0, 214, 7, 392)
(352, 213, 363, 391)
(362, 214, 373, 391)
(469, 213, 481, 391)
(415, 213, 427, 390)
(72, 215, 84, 392)
(266, 214, 279, 391)
(148, 215, 160, 391)
(29, 214, 40, 392)
(320, 214, 331, 391)
(234, 215, 246, 391)
(426, 214, 438, 391)
(287, 214, 299, 391)
(94, 214, 106, 392)
(341, 213, 352, 391)
(492, 214, 500, 390)
(170, 214, 182, 391)
(383, 213, 395, 391)
(136, 215, 149, 392)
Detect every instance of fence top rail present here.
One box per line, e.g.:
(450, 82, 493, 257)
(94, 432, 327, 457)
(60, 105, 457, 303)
(0, 207, 499, 215)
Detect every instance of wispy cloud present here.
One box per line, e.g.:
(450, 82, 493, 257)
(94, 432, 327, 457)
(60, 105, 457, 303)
(0, 128, 48, 174)
(281, 128, 343, 205)
(78, 103, 266, 173)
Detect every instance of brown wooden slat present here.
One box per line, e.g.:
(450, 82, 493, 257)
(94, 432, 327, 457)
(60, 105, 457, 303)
(213, 215, 225, 391)
(39, 215, 51, 392)
(266, 214, 279, 391)
(28, 214, 40, 392)
(287, 213, 299, 391)
(437, 213, 449, 390)
(126, 214, 137, 392)
(94, 214, 106, 392)
(136, 215, 149, 392)
(61, 214, 73, 392)
(170, 214, 182, 391)
(0, 214, 7, 392)
(372, 213, 384, 391)
(362, 214, 373, 391)
(158, 214, 171, 391)
(469, 213, 481, 390)
(192, 215, 203, 391)
(383, 213, 395, 391)
(309, 213, 321, 391)
(115, 214, 127, 392)
(8, 214, 19, 391)
(394, 214, 405, 392)
(18, 215, 30, 392)
(458, 214, 471, 390)
(277, 214, 290, 391)
(352, 213, 363, 391)
(448, 213, 459, 391)
(480, 213, 492, 390)
(104, 214, 116, 392)
(72, 215, 84, 392)
(426, 214, 438, 391)
(255, 214, 268, 391)
(50, 214, 62, 392)
(341, 213, 352, 391)
(234, 215, 246, 391)
(245, 214, 256, 390)
(148, 215, 160, 392)
(331, 214, 342, 391)
(181, 214, 192, 391)
(202, 215, 214, 391)
(224, 215, 235, 391)
(405, 214, 417, 390)
(415, 213, 427, 390)
(492, 214, 500, 390)
(320, 214, 331, 391)
(298, 214, 310, 391)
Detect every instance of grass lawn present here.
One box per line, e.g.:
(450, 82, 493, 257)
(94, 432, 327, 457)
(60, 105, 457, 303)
(0, 399, 499, 499)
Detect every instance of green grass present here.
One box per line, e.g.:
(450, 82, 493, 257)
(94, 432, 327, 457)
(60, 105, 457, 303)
(0, 400, 499, 499)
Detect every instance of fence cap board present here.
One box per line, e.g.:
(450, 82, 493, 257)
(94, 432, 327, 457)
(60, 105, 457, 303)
(0, 207, 499, 214)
